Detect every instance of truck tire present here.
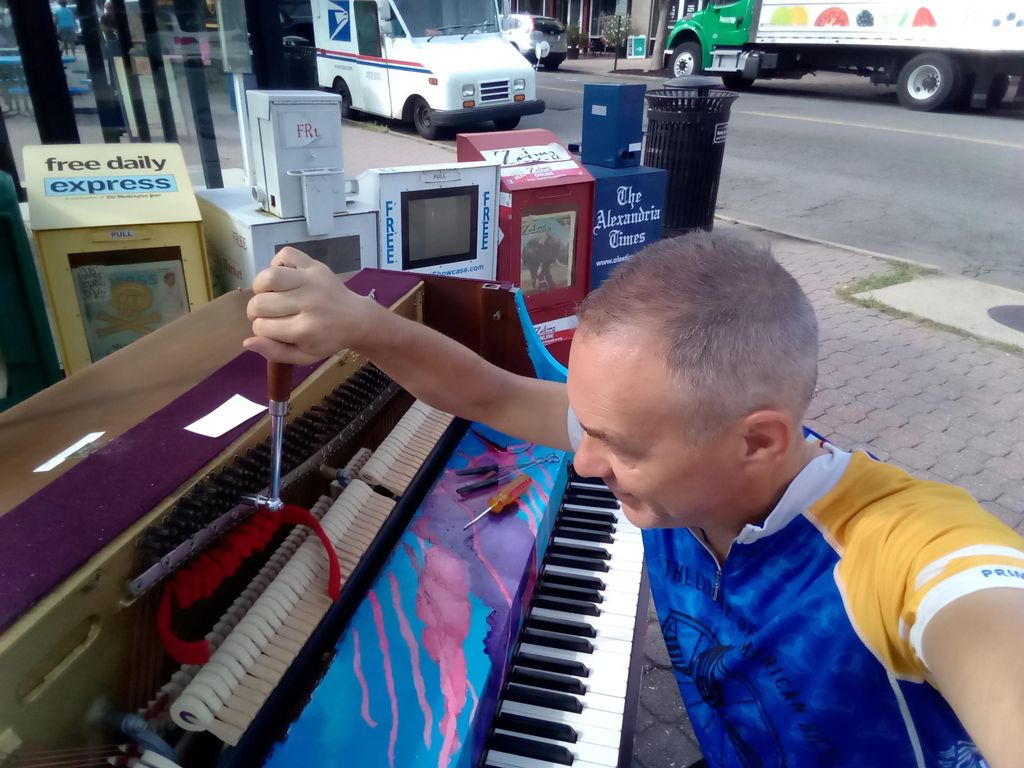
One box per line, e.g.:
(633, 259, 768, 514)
(897, 53, 961, 111)
(411, 97, 440, 140)
(494, 117, 521, 130)
(333, 78, 356, 120)
(721, 73, 755, 91)
(669, 42, 702, 78)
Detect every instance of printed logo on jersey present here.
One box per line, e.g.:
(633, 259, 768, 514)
(662, 611, 786, 767)
(328, 0, 351, 42)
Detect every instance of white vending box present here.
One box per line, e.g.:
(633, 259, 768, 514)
(197, 187, 377, 295)
(355, 161, 500, 280)
(247, 90, 346, 235)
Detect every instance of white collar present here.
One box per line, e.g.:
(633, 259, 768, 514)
(732, 440, 852, 545)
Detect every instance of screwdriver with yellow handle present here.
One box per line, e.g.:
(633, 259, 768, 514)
(463, 474, 534, 530)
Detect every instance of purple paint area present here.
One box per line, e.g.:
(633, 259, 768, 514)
(0, 269, 423, 632)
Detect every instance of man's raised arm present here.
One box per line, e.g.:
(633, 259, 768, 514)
(244, 247, 572, 452)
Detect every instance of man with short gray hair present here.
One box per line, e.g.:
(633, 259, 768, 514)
(247, 232, 1024, 768)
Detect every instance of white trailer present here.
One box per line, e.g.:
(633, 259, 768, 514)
(313, 0, 545, 138)
(667, 0, 1024, 110)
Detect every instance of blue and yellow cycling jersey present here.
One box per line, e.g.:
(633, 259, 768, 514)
(640, 443, 1024, 767)
(566, 402, 1024, 767)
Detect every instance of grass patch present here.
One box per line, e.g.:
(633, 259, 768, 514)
(836, 270, 1023, 356)
(347, 118, 391, 133)
(836, 263, 926, 299)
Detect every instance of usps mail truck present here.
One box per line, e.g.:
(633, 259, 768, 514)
(314, 0, 545, 138)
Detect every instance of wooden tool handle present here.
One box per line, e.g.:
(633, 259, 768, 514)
(267, 362, 295, 403)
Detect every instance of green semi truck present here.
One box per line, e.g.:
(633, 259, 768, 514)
(665, 0, 1024, 111)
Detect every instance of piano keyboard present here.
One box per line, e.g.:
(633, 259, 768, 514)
(168, 401, 452, 744)
(483, 474, 649, 768)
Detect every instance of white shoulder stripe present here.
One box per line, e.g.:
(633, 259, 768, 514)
(909, 566, 1024, 668)
(914, 545, 1024, 590)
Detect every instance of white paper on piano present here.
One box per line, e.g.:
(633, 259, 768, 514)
(184, 394, 265, 438)
(34, 431, 106, 472)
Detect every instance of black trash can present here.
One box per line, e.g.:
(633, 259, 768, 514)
(642, 76, 739, 237)
(283, 43, 318, 90)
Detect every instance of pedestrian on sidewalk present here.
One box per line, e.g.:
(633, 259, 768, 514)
(246, 231, 1024, 768)
(53, 0, 76, 57)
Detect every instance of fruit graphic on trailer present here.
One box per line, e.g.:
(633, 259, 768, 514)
(912, 7, 936, 26)
(771, 6, 809, 24)
(815, 7, 850, 26)
(856, 9, 874, 26)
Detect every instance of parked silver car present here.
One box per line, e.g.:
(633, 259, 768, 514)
(501, 14, 567, 71)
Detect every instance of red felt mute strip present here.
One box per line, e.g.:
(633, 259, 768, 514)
(157, 507, 343, 665)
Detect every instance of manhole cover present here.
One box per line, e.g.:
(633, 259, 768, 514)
(988, 305, 1024, 333)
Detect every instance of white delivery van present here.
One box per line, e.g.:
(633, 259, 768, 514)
(313, 0, 545, 138)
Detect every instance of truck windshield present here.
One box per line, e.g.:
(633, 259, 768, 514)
(393, 0, 499, 38)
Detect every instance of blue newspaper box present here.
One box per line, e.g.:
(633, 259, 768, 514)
(582, 83, 646, 169)
(587, 164, 667, 291)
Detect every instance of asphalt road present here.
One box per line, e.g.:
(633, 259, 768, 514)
(442, 68, 1024, 292)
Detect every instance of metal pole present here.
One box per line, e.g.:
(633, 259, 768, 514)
(109, 0, 151, 141)
(8, 0, 79, 143)
(75, 0, 122, 143)
(174, 0, 222, 188)
(137, 0, 178, 141)
(244, 0, 286, 89)
(0, 112, 23, 202)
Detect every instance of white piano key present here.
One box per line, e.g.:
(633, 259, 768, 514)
(492, 728, 621, 768)
(543, 565, 641, 597)
(510, 681, 626, 716)
(499, 698, 624, 735)
(529, 607, 637, 639)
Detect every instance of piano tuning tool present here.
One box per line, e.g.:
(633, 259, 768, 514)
(243, 361, 294, 513)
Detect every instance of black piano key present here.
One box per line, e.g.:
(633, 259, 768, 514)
(527, 615, 598, 639)
(550, 542, 611, 561)
(490, 732, 574, 765)
(522, 628, 594, 654)
(504, 683, 585, 714)
(565, 494, 620, 509)
(495, 712, 578, 744)
(514, 650, 591, 678)
(546, 554, 611, 573)
(540, 571, 606, 592)
(533, 595, 601, 616)
(537, 580, 604, 604)
(554, 525, 614, 544)
(555, 516, 616, 533)
(511, 666, 587, 695)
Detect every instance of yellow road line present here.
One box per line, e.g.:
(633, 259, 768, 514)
(734, 110, 1024, 150)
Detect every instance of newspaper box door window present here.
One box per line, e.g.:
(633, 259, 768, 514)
(69, 247, 190, 363)
(520, 212, 577, 297)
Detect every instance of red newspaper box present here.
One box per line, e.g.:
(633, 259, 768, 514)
(457, 129, 594, 364)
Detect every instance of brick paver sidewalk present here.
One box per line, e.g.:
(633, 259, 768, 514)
(633, 223, 1024, 767)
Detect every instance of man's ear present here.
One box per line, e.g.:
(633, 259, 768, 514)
(738, 409, 794, 464)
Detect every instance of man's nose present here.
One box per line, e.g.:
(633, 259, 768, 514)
(572, 434, 610, 480)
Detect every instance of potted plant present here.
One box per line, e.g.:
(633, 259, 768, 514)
(566, 24, 581, 59)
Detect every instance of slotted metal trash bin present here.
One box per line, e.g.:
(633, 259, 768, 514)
(643, 76, 739, 237)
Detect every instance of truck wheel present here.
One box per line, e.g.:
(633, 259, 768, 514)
(411, 97, 440, 140)
(721, 73, 755, 91)
(494, 117, 521, 130)
(669, 42, 702, 78)
(333, 78, 356, 120)
(897, 53, 960, 111)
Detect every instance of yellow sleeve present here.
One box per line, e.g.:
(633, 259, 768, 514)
(807, 453, 1024, 679)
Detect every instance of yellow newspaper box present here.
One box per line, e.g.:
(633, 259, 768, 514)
(23, 144, 212, 375)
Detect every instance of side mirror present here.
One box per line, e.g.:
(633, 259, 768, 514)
(376, 0, 393, 22)
(502, 0, 511, 17)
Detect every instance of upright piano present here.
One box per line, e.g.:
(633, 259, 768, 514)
(0, 270, 649, 768)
